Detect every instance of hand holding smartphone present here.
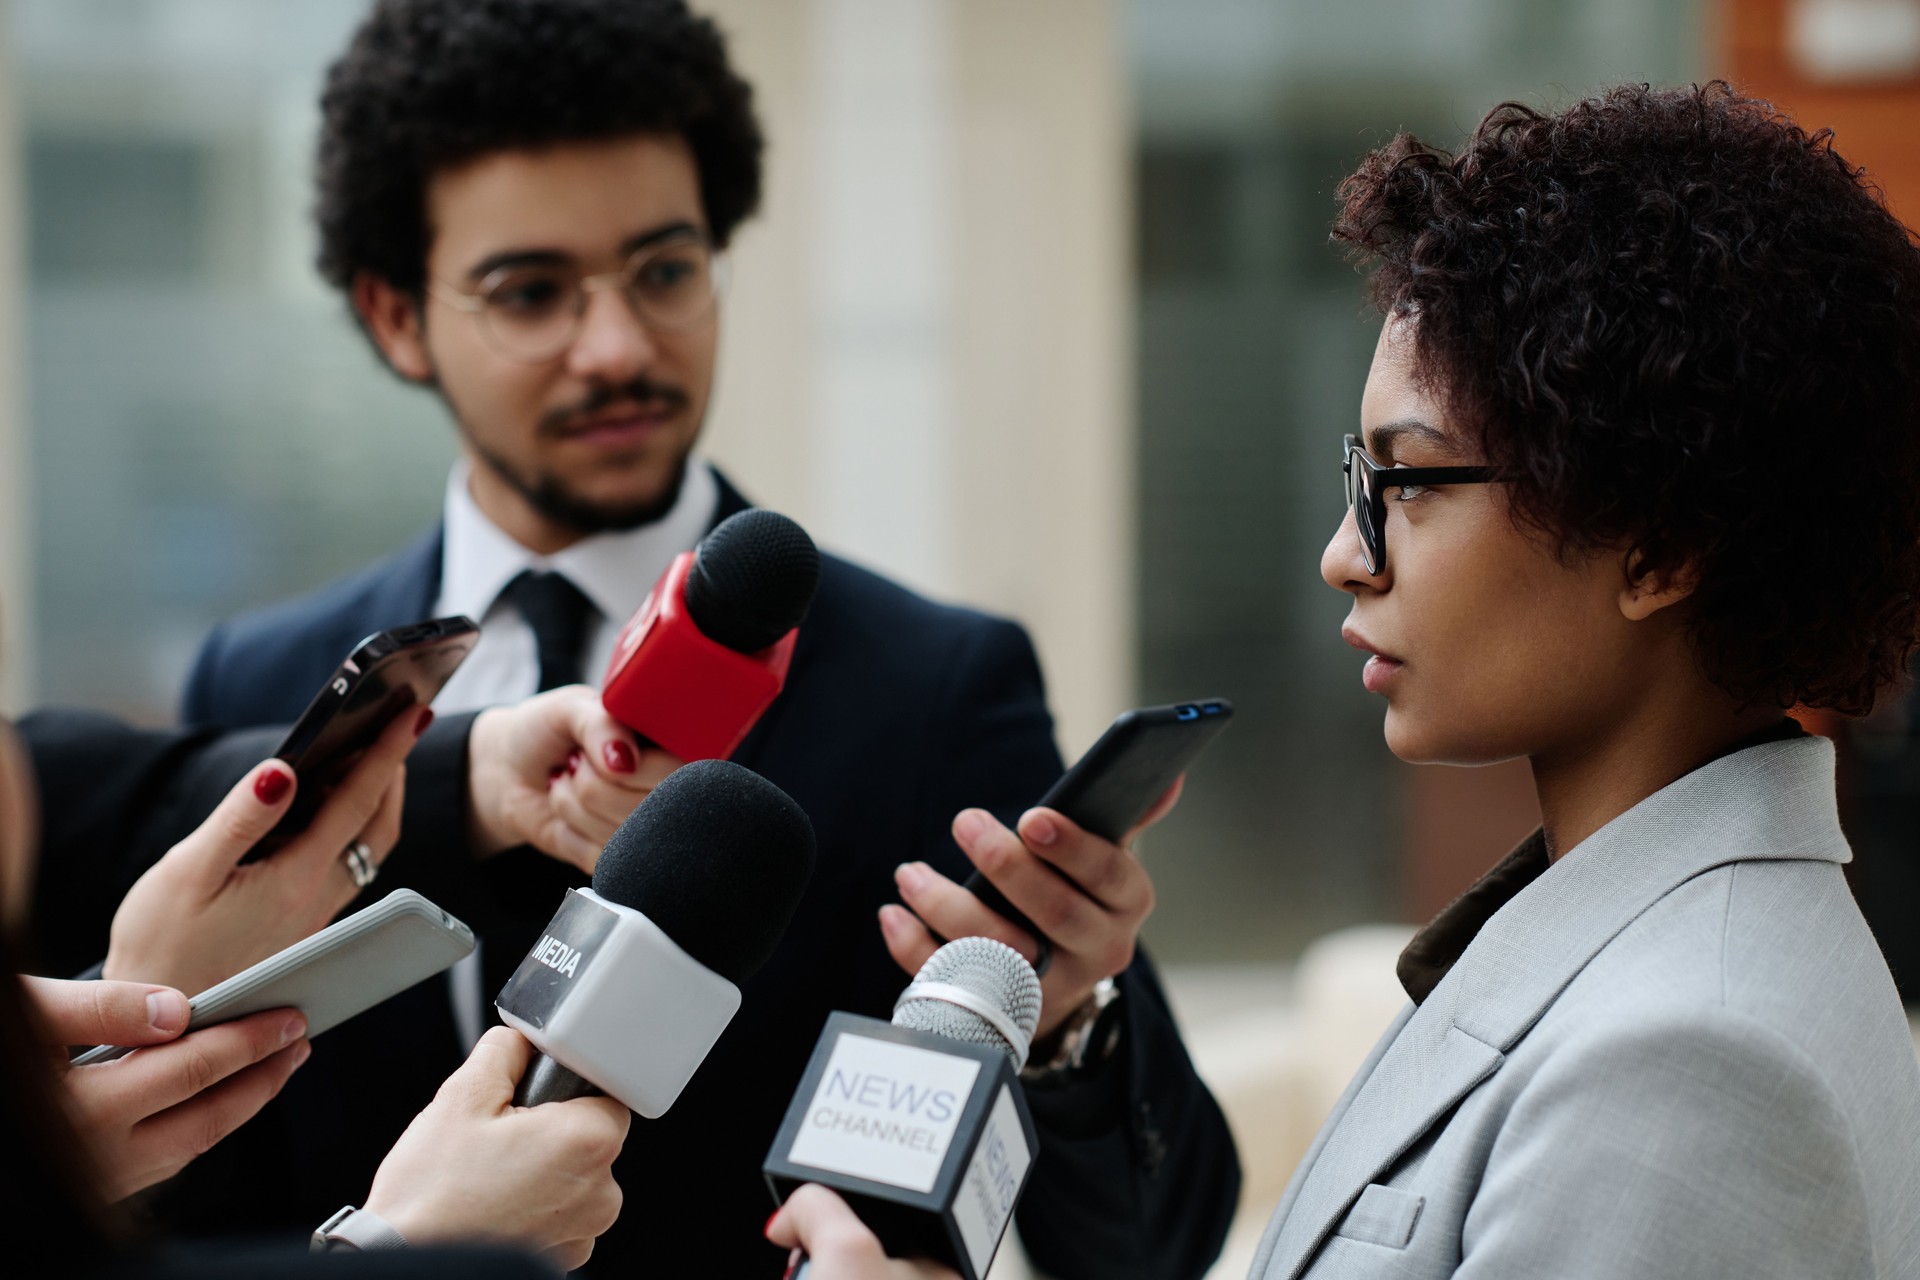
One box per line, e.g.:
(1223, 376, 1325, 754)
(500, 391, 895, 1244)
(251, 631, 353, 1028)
(249, 617, 479, 859)
(75, 889, 474, 1064)
(960, 699, 1234, 961)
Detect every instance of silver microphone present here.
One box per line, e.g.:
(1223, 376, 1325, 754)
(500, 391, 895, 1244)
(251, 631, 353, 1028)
(893, 936, 1043, 1066)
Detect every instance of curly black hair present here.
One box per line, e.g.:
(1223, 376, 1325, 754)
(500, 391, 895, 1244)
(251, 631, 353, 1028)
(1333, 82, 1920, 715)
(315, 0, 763, 296)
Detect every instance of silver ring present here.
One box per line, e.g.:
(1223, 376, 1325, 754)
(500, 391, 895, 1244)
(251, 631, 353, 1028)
(343, 840, 378, 888)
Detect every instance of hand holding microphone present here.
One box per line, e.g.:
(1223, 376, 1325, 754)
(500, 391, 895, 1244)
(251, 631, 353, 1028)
(496, 756, 817, 1112)
(466, 684, 680, 872)
(362, 1025, 630, 1272)
(469, 509, 820, 877)
(324, 756, 812, 1268)
(768, 1186, 960, 1280)
(765, 937, 1044, 1280)
(600, 508, 820, 761)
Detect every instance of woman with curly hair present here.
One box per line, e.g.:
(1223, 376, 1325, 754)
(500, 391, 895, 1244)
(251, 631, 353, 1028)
(768, 82, 1920, 1280)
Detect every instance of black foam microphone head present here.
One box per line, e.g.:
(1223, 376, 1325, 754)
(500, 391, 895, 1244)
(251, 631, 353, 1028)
(684, 509, 821, 654)
(591, 758, 816, 985)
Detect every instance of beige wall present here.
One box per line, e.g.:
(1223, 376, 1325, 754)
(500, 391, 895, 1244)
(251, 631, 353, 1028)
(0, 0, 29, 714)
(699, 0, 1132, 757)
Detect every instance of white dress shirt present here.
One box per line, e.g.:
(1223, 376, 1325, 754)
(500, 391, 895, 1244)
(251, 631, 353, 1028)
(430, 456, 720, 1047)
(430, 457, 721, 711)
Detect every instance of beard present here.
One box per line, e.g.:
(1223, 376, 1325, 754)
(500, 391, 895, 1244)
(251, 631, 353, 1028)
(464, 435, 692, 536)
(452, 373, 697, 536)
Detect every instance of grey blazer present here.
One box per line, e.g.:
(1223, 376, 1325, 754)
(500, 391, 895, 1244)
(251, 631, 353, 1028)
(1251, 737, 1920, 1279)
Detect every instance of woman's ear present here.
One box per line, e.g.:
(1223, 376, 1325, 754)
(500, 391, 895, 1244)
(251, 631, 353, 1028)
(1618, 547, 1698, 622)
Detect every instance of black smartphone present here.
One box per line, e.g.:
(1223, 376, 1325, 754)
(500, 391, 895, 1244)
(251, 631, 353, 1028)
(960, 699, 1234, 952)
(250, 616, 480, 859)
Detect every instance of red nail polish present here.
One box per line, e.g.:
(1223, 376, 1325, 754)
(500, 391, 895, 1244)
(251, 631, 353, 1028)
(254, 768, 292, 806)
(603, 740, 637, 774)
(764, 1208, 781, 1238)
(414, 707, 435, 736)
(566, 750, 582, 776)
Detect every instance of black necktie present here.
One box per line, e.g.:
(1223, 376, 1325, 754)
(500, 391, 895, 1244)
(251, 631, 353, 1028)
(479, 570, 601, 1019)
(504, 569, 599, 692)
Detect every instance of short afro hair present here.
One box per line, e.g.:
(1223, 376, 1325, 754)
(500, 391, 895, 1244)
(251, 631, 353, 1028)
(1333, 82, 1920, 715)
(315, 0, 763, 296)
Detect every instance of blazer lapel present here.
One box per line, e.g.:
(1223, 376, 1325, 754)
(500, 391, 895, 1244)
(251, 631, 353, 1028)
(1255, 1002, 1502, 1278)
(369, 523, 444, 628)
(1249, 1003, 1416, 1276)
(1257, 736, 1850, 1280)
(708, 466, 753, 528)
(1436, 736, 1847, 1050)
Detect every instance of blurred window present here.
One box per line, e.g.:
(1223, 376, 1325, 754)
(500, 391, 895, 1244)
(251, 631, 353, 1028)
(14, 0, 452, 721)
(29, 137, 207, 282)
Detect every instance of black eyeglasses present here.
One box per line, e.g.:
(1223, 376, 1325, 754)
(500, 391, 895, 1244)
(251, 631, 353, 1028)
(1342, 433, 1496, 574)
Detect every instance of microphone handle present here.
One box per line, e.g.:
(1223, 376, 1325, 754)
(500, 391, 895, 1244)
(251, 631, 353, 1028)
(514, 1052, 602, 1106)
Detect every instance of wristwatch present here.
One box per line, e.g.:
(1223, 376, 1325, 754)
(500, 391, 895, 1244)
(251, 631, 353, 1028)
(310, 1204, 408, 1253)
(1020, 976, 1124, 1085)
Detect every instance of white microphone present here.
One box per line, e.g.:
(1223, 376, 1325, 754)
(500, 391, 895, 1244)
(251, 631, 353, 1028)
(764, 937, 1043, 1280)
(496, 758, 816, 1114)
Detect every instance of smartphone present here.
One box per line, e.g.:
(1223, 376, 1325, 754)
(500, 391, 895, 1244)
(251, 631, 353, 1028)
(960, 699, 1234, 957)
(71, 889, 475, 1065)
(253, 616, 480, 858)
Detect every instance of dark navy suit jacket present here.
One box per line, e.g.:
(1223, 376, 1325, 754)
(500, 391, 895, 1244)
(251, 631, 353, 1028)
(152, 476, 1238, 1278)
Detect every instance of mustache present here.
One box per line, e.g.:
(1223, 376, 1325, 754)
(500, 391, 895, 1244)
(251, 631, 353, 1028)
(540, 377, 690, 435)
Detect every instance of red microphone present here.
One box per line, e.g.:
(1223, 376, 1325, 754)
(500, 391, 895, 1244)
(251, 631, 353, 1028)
(601, 509, 821, 761)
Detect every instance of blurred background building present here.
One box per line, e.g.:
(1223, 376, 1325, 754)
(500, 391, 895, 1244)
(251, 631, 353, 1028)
(1, 1, 1917, 1272)
(0, 0, 1715, 965)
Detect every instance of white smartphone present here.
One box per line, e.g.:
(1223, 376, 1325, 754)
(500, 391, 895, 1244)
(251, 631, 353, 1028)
(71, 889, 474, 1064)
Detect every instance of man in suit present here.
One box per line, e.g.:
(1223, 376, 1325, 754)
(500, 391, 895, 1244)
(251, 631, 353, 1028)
(173, 2, 1237, 1276)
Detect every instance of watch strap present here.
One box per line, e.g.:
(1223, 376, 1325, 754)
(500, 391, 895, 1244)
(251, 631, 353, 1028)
(310, 1204, 409, 1253)
(1021, 975, 1123, 1085)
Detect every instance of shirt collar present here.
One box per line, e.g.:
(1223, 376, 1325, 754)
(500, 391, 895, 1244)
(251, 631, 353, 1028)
(437, 456, 721, 625)
(1396, 830, 1550, 1005)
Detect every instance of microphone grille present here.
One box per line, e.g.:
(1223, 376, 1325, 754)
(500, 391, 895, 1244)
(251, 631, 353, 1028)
(591, 759, 816, 985)
(892, 937, 1042, 1067)
(685, 510, 821, 653)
